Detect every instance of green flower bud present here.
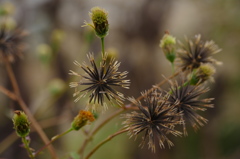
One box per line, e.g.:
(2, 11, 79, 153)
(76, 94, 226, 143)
(36, 44, 53, 64)
(0, 2, 15, 16)
(71, 110, 95, 131)
(189, 64, 216, 85)
(89, 7, 109, 38)
(48, 78, 66, 96)
(12, 110, 30, 137)
(160, 32, 176, 63)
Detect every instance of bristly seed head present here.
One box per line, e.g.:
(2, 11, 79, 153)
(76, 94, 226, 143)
(0, 27, 26, 63)
(123, 90, 182, 152)
(177, 34, 222, 72)
(166, 80, 214, 136)
(69, 53, 130, 110)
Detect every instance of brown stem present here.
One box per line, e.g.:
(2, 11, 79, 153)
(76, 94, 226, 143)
(4, 59, 57, 159)
(0, 85, 17, 100)
(85, 129, 128, 159)
(136, 71, 180, 101)
(78, 71, 180, 156)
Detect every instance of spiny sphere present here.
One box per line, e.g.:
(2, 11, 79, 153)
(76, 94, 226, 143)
(167, 80, 214, 135)
(69, 53, 130, 109)
(123, 91, 182, 152)
(0, 27, 26, 63)
(177, 34, 221, 71)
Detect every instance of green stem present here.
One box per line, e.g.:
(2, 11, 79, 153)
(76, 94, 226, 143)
(85, 129, 128, 159)
(4, 58, 57, 158)
(35, 128, 73, 157)
(22, 137, 35, 159)
(101, 37, 105, 56)
(78, 108, 125, 156)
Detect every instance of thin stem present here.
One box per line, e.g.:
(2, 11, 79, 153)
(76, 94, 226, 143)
(0, 85, 16, 100)
(136, 70, 180, 101)
(171, 62, 175, 74)
(101, 37, 105, 56)
(35, 128, 73, 156)
(22, 137, 35, 159)
(78, 108, 125, 155)
(4, 59, 57, 158)
(85, 129, 128, 159)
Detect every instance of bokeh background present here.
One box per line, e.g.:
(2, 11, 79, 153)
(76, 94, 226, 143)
(0, 0, 239, 159)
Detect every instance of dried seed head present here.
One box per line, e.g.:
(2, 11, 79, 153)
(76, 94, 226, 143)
(0, 27, 27, 63)
(123, 90, 182, 152)
(69, 53, 130, 110)
(167, 80, 214, 136)
(177, 34, 221, 72)
(12, 110, 30, 137)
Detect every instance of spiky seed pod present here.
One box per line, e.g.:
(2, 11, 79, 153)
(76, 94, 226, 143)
(69, 53, 130, 109)
(12, 110, 30, 137)
(123, 90, 182, 152)
(71, 110, 95, 131)
(0, 27, 26, 63)
(167, 80, 214, 136)
(177, 34, 221, 72)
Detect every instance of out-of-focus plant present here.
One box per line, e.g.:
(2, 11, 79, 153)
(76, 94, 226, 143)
(0, 4, 222, 159)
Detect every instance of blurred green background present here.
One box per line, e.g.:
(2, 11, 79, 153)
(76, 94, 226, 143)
(0, 0, 240, 159)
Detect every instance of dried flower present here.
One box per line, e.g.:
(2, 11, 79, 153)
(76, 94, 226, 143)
(167, 80, 214, 135)
(0, 27, 26, 63)
(71, 110, 95, 131)
(69, 53, 130, 109)
(83, 7, 109, 38)
(123, 91, 182, 152)
(177, 34, 221, 71)
(12, 110, 30, 137)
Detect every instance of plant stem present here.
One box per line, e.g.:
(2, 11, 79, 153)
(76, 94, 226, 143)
(22, 137, 35, 159)
(0, 85, 16, 100)
(35, 128, 73, 156)
(84, 129, 128, 159)
(136, 70, 180, 101)
(101, 37, 105, 56)
(78, 108, 125, 155)
(4, 59, 57, 159)
(171, 62, 175, 74)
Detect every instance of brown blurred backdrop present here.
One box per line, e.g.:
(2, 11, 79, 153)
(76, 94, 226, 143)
(0, 0, 239, 159)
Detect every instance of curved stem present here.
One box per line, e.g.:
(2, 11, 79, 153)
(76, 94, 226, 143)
(35, 128, 73, 157)
(101, 37, 105, 56)
(22, 137, 35, 159)
(78, 108, 125, 155)
(84, 129, 128, 159)
(136, 70, 180, 101)
(4, 59, 57, 158)
(0, 85, 16, 100)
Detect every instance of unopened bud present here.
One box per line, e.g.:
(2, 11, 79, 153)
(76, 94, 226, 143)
(36, 44, 53, 64)
(71, 110, 95, 131)
(160, 32, 176, 63)
(189, 64, 216, 85)
(89, 7, 109, 38)
(12, 110, 30, 137)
